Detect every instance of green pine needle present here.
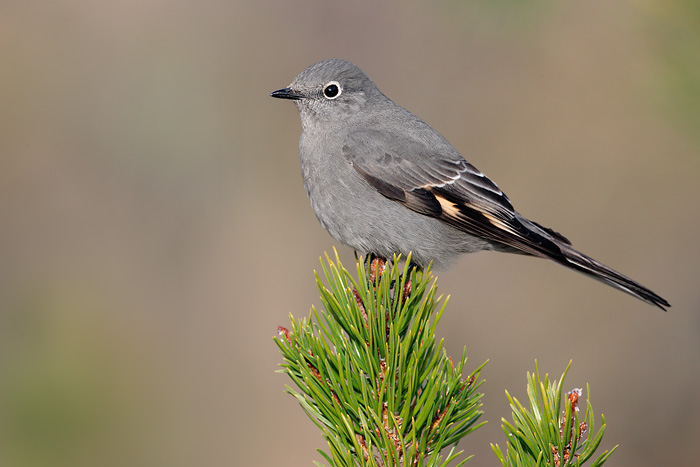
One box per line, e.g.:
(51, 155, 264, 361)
(491, 362, 617, 467)
(274, 250, 486, 467)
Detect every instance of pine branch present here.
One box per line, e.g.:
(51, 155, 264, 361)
(275, 250, 485, 467)
(491, 363, 617, 467)
(274, 250, 615, 467)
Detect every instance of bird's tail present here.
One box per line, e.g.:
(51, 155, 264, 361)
(555, 245, 669, 310)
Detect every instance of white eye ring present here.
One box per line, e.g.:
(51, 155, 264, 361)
(322, 81, 342, 99)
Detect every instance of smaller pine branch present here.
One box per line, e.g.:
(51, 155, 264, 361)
(274, 250, 486, 467)
(491, 362, 617, 467)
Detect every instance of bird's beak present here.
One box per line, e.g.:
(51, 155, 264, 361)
(270, 87, 305, 100)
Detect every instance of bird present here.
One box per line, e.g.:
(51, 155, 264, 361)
(270, 59, 669, 310)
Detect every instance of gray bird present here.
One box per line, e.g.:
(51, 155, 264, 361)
(270, 59, 669, 310)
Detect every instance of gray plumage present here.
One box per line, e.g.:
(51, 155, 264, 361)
(270, 59, 669, 310)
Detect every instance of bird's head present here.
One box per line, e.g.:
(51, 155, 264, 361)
(270, 59, 384, 127)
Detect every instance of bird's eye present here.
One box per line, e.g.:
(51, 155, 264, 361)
(323, 81, 341, 99)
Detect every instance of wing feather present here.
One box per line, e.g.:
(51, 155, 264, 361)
(343, 128, 566, 260)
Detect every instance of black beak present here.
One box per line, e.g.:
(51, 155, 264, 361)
(270, 87, 305, 100)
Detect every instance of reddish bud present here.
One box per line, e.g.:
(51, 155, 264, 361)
(277, 326, 291, 345)
(567, 388, 582, 412)
(356, 434, 370, 461)
(402, 279, 412, 301)
(308, 363, 322, 383)
(351, 286, 369, 330)
(370, 257, 386, 282)
(579, 421, 587, 437)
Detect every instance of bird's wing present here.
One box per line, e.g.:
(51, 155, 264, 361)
(343, 129, 571, 259)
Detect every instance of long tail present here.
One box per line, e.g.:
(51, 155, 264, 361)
(430, 191, 670, 309)
(555, 245, 670, 310)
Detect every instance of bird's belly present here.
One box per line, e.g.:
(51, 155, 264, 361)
(304, 164, 491, 269)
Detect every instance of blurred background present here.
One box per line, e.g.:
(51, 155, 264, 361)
(1, 0, 699, 466)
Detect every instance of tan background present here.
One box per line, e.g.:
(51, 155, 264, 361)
(1, 1, 699, 466)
